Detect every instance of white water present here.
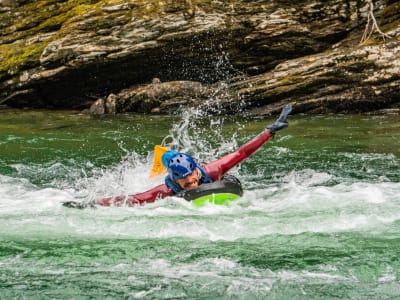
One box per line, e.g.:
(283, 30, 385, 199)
(1, 150, 398, 241)
(1, 112, 400, 298)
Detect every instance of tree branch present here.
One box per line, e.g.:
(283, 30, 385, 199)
(360, 0, 392, 44)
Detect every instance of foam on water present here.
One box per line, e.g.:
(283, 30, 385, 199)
(0, 252, 356, 299)
(1, 111, 400, 299)
(1, 158, 399, 241)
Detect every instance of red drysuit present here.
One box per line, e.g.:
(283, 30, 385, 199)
(97, 130, 273, 206)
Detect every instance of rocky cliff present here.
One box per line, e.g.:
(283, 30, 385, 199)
(0, 0, 399, 115)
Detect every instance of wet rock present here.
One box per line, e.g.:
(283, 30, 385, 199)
(105, 93, 117, 114)
(114, 78, 213, 114)
(0, 0, 399, 114)
(89, 98, 105, 115)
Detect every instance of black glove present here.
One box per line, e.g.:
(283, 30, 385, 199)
(267, 104, 292, 134)
(62, 201, 95, 209)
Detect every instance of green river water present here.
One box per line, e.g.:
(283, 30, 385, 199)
(0, 108, 399, 299)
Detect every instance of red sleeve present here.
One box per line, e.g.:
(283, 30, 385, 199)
(97, 130, 273, 207)
(204, 130, 273, 180)
(96, 184, 174, 206)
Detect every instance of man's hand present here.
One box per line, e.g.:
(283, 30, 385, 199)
(267, 104, 293, 134)
(62, 201, 95, 209)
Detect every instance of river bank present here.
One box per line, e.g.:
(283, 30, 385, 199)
(1, 0, 399, 115)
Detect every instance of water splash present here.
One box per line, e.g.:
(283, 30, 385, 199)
(1, 111, 400, 299)
(161, 106, 241, 164)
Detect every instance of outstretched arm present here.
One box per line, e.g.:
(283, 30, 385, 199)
(63, 184, 174, 209)
(96, 184, 174, 206)
(204, 104, 292, 180)
(64, 183, 174, 208)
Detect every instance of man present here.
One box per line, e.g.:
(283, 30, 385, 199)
(96, 104, 292, 206)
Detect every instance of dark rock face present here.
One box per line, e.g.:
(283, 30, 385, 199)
(0, 0, 399, 115)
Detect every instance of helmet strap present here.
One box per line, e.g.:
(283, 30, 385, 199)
(165, 175, 183, 194)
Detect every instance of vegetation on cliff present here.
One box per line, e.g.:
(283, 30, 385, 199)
(0, 0, 399, 114)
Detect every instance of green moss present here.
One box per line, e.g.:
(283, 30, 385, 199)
(13, 0, 67, 32)
(2, 1, 98, 43)
(2, 0, 205, 43)
(0, 40, 48, 81)
(0, 0, 213, 82)
(247, 74, 341, 101)
(278, 75, 303, 85)
(38, 1, 103, 30)
(0, 0, 122, 80)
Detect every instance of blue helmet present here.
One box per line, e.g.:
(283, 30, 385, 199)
(161, 150, 179, 168)
(165, 152, 197, 180)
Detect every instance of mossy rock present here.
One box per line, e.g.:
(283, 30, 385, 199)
(0, 40, 48, 80)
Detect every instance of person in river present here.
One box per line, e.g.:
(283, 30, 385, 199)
(93, 104, 292, 207)
(63, 104, 292, 208)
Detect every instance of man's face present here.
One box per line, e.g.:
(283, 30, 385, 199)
(175, 169, 199, 190)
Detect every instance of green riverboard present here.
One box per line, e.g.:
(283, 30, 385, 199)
(191, 193, 241, 207)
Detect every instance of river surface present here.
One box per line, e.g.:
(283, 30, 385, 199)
(0, 108, 399, 299)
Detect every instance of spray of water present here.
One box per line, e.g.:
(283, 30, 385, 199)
(161, 106, 240, 164)
(1, 109, 399, 242)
